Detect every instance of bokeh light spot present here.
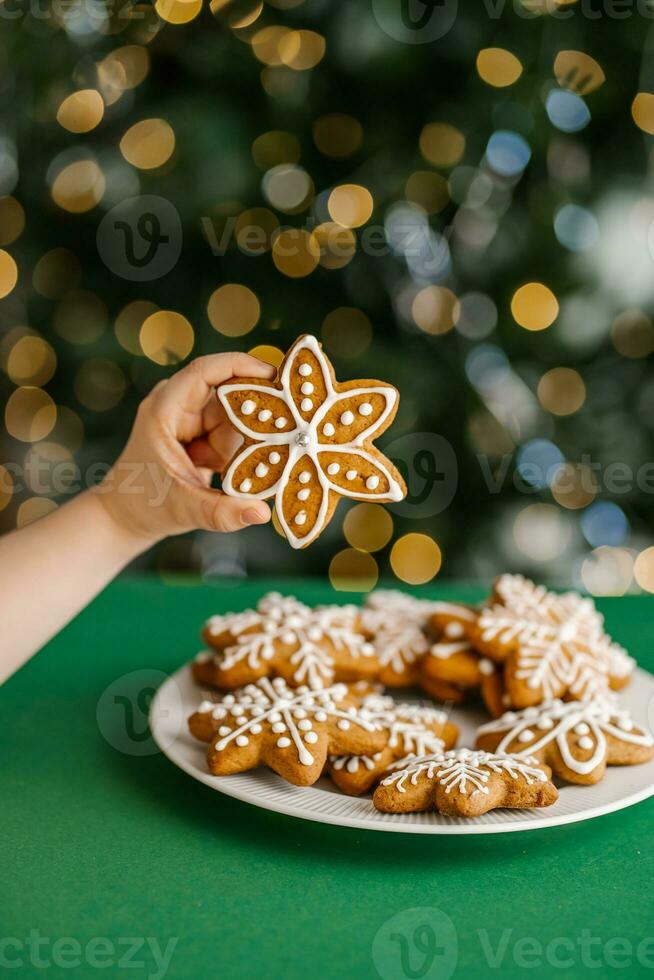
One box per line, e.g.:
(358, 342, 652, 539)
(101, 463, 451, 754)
(7, 336, 57, 387)
(327, 184, 373, 228)
(329, 548, 379, 592)
(120, 119, 175, 170)
(140, 310, 194, 364)
(476, 48, 523, 87)
(5, 387, 57, 442)
(511, 282, 558, 331)
(412, 286, 457, 335)
(390, 533, 442, 585)
(419, 123, 465, 168)
(51, 160, 105, 213)
(75, 359, 127, 411)
(537, 367, 586, 416)
(322, 307, 372, 359)
(56, 90, 104, 134)
(16, 497, 58, 528)
(0, 197, 25, 246)
(343, 504, 393, 553)
(207, 284, 260, 337)
(271, 228, 319, 277)
(247, 344, 284, 368)
(0, 249, 18, 298)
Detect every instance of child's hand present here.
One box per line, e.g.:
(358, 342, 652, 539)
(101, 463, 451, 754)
(95, 352, 276, 547)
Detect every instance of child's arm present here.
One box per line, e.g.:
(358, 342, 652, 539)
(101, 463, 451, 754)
(0, 352, 275, 684)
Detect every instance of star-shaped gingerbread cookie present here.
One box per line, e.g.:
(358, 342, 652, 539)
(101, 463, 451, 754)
(373, 748, 557, 817)
(216, 334, 406, 548)
(188, 677, 386, 786)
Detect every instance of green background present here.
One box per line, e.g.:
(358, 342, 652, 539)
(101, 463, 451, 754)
(3, 578, 654, 979)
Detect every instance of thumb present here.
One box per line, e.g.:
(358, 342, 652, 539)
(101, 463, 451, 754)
(174, 482, 271, 533)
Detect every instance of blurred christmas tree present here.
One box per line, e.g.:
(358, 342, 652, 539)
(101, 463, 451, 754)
(1, 0, 654, 594)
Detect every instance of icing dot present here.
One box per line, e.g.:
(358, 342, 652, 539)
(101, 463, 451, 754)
(304, 731, 318, 744)
(255, 463, 269, 478)
(517, 729, 534, 743)
(294, 708, 307, 719)
(307, 627, 322, 641)
(300, 382, 314, 395)
(574, 723, 590, 736)
(301, 398, 313, 412)
(619, 719, 633, 732)
(365, 475, 380, 490)
(299, 363, 312, 377)
(239, 479, 252, 492)
(345, 470, 357, 481)
(281, 631, 296, 644)
(269, 451, 281, 464)
(337, 719, 350, 730)
(578, 736, 594, 750)
(235, 735, 249, 747)
(358, 402, 372, 416)
(315, 710, 327, 722)
(340, 410, 354, 425)
(250, 724, 262, 735)
(275, 417, 288, 429)
(272, 722, 286, 734)
(294, 511, 307, 526)
(297, 488, 310, 501)
(269, 711, 282, 723)
(218, 726, 230, 736)
(323, 422, 335, 437)
(298, 471, 311, 484)
(241, 400, 256, 415)
(537, 718, 554, 730)
(236, 716, 247, 725)
(258, 409, 272, 422)
(479, 658, 494, 675)
(327, 463, 340, 476)
(298, 719, 312, 731)
(277, 737, 291, 748)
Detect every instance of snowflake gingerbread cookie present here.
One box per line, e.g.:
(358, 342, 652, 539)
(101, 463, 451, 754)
(373, 748, 557, 818)
(419, 601, 505, 716)
(216, 334, 406, 548)
(472, 574, 635, 708)
(327, 694, 459, 796)
(188, 677, 386, 786)
(360, 590, 440, 686)
(194, 592, 379, 691)
(476, 697, 654, 785)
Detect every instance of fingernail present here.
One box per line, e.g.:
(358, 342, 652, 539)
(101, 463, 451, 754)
(242, 508, 268, 526)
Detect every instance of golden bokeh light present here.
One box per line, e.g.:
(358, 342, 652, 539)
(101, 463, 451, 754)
(51, 159, 105, 213)
(551, 462, 597, 510)
(251, 130, 300, 169)
(120, 118, 175, 170)
(343, 503, 393, 553)
(513, 503, 571, 561)
(271, 228, 320, 277)
(207, 283, 260, 336)
(391, 533, 442, 585)
(329, 548, 379, 592)
(56, 90, 105, 134)
(47, 405, 85, 454)
(32, 248, 81, 299)
(476, 48, 523, 87)
(235, 208, 279, 253)
(278, 29, 326, 70)
(16, 497, 58, 529)
(313, 222, 356, 270)
(54, 291, 107, 345)
(102, 45, 151, 90)
(74, 359, 127, 411)
(327, 184, 373, 228)
(154, 0, 203, 24)
(140, 310, 194, 365)
(631, 93, 654, 134)
(554, 50, 605, 95)
(537, 367, 586, 416)
(412, 286, 457, 335)
(419, 123, 465, 168)
(115, 300, 159, 355)
(0, 249, 18, 298)
(0, 197, 25, 246)
(510, 282, 559, 331)
(247, 344, 284, 368)
(405, 171, 449, 214)
(251, 25, 292, 66)
(312, 114, 362, 159)
(611, 309, 654, 358)
(322, 307, 372, 359)
(7, 336, 57, 387)
(634, 546, 654, 593)
(0, 464, 13, 512)
(263, 164, 313, 213)
(215, 0, 262, 29)
(582, 547, 633, 597)
(5, 387, 57, 442)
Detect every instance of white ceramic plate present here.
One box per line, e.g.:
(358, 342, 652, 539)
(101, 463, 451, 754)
(150, 664, 654, 835)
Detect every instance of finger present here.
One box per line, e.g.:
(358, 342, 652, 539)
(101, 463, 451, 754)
(186, 437, 225, 470)
(176, 482, 272, 533)
(158, 353, 276, 416)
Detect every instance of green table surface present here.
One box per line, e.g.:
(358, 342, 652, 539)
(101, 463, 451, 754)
(4, 577, 654, 980)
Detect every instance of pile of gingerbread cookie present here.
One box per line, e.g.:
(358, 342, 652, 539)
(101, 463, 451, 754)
(187, 574, 654, 819)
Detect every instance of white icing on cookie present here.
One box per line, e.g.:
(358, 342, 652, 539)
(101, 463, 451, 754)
(381, 748, 547, 795)
(241, 400, 256, 415)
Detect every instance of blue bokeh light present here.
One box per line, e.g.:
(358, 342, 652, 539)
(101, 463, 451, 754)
(581, 501, 629, 547)
(485, 130, 531, 178)
(554, 204, 599, 252)
(516, 439, 564, 489)
(546, 90, 591, 133)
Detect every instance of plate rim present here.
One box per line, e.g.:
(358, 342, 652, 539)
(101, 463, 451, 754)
(150, 665, 654, 836)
